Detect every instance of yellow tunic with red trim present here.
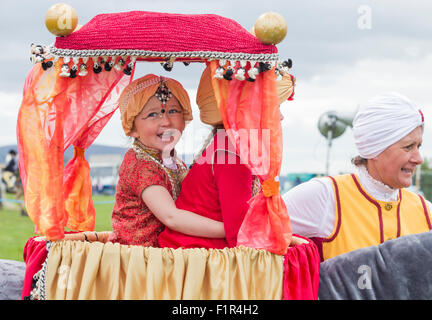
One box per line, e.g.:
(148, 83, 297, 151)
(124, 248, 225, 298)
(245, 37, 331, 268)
(320, 174, 432, 261)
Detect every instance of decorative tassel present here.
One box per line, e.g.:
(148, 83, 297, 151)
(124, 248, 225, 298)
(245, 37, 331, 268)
(30, 43, 44, 55)
(104, 57, 114, 71)
(123, 62, 133, 75)
(59, 63, 70, 77)
(214, 59, 226, 79)
(123, 57, 136, 76)
(234, 61, 247, 81)
(30, 44, 53, 71)
(30, 54, 44, 64)
(234, 67, 246, 81)
(104, 60, 113, 71)
(258, 62, 271, 73)
(41, 60, 53, 70)
(93, 58, 102, 74)
(247, 63, 259, 82)
(223, 60, 236, 80)
(78, 63, 88, 76)
(114, 57, 125, 71)
(162, 60, 174, 71)
(278, 59, 292, 76)
(69, 65, 78, 78)
(78, 58, 88, 76)
(223, 66, 234, 80)
(214, 66, 224, 79)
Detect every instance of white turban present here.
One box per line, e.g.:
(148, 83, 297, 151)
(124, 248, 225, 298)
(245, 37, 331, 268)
(353, 92, 424, 159)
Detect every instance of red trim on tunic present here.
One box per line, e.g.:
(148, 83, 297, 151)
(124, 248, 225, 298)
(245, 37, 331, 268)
(310, 237, 324, 262)
(418, 195, 432, 229)
(322, 176, 342, 243)
(351, 174, 385, 243)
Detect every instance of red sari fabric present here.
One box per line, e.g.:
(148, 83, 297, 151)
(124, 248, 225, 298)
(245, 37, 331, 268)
(283, 235, 321, 300)
(109, 149, 169, 246)
(158, 131, 252, 249)
(21, 237, 49, 299)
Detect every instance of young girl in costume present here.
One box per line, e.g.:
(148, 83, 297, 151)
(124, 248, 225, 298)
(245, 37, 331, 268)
(105, 74, 226, 246)
(65, 74, 225, 246)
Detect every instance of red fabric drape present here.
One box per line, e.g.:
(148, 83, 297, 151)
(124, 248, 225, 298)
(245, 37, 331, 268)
(283, 236, 321, 300)
(21, 237, 49, 299)
(209, 61, 292, 255)
(17, 59, 133, 240)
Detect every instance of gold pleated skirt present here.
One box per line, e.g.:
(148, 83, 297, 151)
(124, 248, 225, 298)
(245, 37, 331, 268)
(45, 240, 284, 300)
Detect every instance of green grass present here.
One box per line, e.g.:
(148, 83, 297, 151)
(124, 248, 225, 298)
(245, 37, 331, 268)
(0, 193, 114, 262)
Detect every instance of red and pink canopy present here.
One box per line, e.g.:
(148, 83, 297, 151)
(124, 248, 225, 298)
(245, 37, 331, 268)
(21, 10, 292, 255)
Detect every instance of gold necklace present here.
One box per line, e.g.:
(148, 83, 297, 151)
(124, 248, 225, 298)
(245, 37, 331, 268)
(132, 139, 188, 200)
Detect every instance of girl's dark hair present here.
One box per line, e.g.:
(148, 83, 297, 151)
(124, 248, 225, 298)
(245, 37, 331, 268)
(351, 156, 368, 167)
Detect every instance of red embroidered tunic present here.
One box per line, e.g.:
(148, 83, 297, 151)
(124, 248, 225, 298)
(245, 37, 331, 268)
(158, 131, 253, 249)
(109, 148, 172, 246)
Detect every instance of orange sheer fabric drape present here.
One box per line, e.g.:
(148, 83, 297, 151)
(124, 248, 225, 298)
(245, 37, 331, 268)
(17, 60, 132, 240)
(209, 60, 292, 255)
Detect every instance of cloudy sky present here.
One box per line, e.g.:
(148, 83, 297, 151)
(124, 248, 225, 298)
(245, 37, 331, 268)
(1, 0, 431, 175)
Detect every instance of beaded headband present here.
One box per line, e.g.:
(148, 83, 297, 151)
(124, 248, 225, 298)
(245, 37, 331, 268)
(119, 76, 167, 112)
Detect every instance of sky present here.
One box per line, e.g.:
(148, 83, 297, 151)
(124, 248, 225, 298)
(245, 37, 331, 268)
(0, 0, 431, 175)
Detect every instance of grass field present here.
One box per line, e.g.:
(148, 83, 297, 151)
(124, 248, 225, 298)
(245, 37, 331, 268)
(0, 194, 114, 262)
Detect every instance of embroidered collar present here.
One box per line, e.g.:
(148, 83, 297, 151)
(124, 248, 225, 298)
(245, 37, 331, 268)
(133, 139, 162, 161)
(132, 138, 188, 200)
(133, 139, 179, 170)
(356, 165, 399, 202)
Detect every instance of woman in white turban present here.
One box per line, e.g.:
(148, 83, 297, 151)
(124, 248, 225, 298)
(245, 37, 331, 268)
(282, 92, 431, 261)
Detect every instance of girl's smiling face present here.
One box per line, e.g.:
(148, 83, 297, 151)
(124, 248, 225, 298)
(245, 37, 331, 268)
(130, 95, 185, 152)
(367, 126, 423, 189)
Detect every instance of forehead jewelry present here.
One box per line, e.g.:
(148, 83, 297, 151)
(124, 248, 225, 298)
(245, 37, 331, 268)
(155, 81, 172, 107)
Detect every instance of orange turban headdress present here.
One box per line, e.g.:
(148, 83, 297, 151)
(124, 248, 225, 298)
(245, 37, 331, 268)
(276, 74, 295, 104)
(196, 65, 295, 126)
(118, 74, 192, 135)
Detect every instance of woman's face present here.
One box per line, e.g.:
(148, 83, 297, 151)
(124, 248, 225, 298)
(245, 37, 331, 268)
(367, 126, 423, 189)
(130, 95, 185, 152)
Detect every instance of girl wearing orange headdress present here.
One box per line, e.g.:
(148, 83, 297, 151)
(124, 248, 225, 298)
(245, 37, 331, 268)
(104, 74, 226, 246)
(60, 74, 226, 246)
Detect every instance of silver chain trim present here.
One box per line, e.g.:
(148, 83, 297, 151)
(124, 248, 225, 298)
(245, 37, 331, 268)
(48, 45, 279, 62)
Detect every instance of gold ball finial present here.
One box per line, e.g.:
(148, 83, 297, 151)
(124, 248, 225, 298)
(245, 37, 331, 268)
(45, 3, 78, 37)
(254, 12, 287, 45)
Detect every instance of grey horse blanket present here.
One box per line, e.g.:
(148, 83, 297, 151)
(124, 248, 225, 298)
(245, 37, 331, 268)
(0, 259, 26, 300)
(318, 231, 432, 299)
